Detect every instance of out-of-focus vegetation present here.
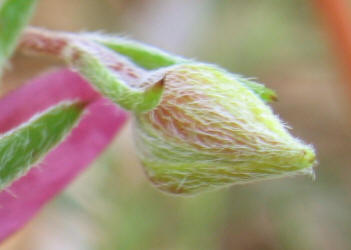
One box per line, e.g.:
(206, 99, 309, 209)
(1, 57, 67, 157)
(2, 0, 351, 249)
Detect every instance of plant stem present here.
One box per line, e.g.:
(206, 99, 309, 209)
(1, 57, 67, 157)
(19, 27, 278, 109)
(0, 0, 37, 77)
(19, 27, 164, 113)
(20, 27, 146, 84)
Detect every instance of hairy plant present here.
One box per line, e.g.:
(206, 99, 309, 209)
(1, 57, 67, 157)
(0, 0, 316, 242)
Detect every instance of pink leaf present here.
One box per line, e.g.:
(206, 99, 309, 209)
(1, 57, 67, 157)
(0, 69, 129, 243)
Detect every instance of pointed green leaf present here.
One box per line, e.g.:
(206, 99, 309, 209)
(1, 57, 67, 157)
(237, 78, 278, 103)
(0, 101, 85, 190)
(0, 0, 37, 76)
(85, 34, 186, 70)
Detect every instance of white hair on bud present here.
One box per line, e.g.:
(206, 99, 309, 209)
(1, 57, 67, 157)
(133, 63, 316, 195)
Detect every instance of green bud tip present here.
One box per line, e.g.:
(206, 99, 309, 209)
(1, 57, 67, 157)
(133, 63, 317, 195)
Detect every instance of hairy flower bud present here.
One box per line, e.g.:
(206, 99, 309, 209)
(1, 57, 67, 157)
(134, 63, 316, 195)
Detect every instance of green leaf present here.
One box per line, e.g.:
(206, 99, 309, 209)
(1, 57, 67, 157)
(85, 34, 186, 70)
(237, 78, 277, 103)
(0, 0, 37, 76)
(0, 101, 85, 190)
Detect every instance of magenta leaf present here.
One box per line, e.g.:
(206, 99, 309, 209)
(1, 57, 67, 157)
(0, 69, 128, 243)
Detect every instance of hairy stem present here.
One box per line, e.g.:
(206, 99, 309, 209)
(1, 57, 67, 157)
(19, 27, 277, 107)
(20, 27, 145, 83)
(19, 27, 164, 113)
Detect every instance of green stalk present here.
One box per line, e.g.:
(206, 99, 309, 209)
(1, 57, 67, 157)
(0, 0, 37, 77)
(19, 26, 277, 108)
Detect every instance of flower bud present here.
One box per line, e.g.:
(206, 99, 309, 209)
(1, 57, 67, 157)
(133, 63, 316, 195)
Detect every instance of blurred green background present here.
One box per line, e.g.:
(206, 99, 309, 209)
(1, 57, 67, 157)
(2, 0, 351, 249)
